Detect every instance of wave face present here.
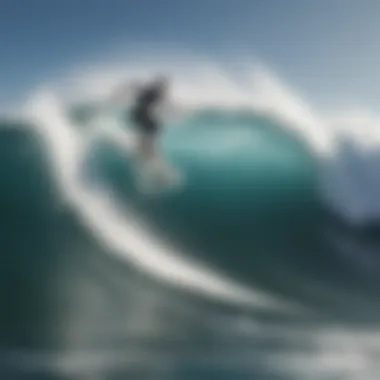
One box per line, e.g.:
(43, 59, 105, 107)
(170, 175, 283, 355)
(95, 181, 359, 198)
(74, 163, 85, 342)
(2, 58, 380, 379)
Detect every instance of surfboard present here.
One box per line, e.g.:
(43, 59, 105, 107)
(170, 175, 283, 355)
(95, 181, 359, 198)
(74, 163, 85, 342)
(133, 157, 185, 196)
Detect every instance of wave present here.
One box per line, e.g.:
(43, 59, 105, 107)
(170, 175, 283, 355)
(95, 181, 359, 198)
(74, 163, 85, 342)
(59, 53, 380, 227)
(3, 53, 379, 300)
(3, 88, 366, 309)
(3, 94, 380, 379)
(3, 54, 380, 378)
(67, 99, 380, 230)
(22, 90, 305, 314)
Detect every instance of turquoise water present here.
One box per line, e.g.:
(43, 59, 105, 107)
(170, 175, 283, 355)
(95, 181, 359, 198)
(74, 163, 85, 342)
(1, 109, 380, 379)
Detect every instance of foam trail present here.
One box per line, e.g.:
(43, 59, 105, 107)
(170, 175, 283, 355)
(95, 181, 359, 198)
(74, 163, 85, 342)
(23, 90, 292, 312)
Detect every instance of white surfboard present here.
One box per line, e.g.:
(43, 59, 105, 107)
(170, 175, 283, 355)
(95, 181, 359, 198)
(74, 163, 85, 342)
(133, 157, 185, 196)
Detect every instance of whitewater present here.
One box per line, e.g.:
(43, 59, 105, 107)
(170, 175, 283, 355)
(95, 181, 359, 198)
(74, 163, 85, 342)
(3, 50, 380, 379)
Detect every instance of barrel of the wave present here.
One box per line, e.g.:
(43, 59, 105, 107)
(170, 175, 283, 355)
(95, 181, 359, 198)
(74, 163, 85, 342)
(92, 110, 321, 289)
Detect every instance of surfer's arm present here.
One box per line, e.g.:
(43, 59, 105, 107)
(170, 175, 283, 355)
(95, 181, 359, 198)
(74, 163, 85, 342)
(106, 82, 140, 104)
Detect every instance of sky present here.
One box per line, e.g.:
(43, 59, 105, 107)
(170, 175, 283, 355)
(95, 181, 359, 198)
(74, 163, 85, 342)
(1, 0, 380, 110)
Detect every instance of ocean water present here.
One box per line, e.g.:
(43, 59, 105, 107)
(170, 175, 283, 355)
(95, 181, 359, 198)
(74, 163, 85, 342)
(2, 61, 380, 379)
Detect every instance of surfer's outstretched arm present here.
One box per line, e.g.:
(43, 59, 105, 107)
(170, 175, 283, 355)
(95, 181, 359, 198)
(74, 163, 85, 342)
(106, 82, 140, 104)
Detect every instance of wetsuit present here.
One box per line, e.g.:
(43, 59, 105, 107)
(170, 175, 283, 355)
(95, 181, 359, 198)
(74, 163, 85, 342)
(130, 84, 164, 135)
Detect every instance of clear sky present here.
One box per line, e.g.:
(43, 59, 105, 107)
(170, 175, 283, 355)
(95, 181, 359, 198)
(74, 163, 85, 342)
(1, 0, 380, 109)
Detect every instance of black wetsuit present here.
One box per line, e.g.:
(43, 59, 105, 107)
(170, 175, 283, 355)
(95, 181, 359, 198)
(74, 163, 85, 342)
(130, 85, 164, 135)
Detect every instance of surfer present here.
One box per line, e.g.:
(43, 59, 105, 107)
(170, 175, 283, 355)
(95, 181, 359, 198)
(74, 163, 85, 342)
(129, 76, 169, 163)
(109, 75, 183, 193)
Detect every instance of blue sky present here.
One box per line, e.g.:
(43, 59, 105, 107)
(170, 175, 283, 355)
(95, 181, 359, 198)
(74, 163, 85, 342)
(1, 0, 380, 109)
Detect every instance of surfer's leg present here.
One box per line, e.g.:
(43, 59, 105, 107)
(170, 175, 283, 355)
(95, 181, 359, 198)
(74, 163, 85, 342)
(133, 118, 182, 192)
(137, 113, 159, 161)
(131, 109, 153, 155)
(138, 131, 157, 161)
